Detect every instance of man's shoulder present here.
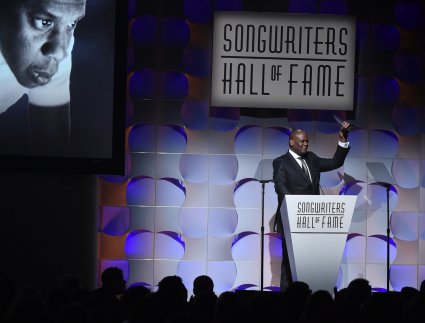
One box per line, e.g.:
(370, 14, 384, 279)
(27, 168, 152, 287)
(273, 152, 290, 162)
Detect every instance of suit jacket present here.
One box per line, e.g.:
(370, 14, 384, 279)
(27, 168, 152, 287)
(272, 145, 350, 232)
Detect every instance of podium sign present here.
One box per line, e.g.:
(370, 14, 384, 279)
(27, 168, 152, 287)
(280, 194, 357, 293)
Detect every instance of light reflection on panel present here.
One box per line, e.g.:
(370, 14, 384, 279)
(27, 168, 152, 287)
(126, 176, 155, 206)
(128, 124, 156, 152)
(263, 127, 290, 156)
(235, 155, 264, 181)
(367, 184, 398, 212)
(392, 159, 420, 189)
(393, 239, 418, 264)
(341, 234, 366, 264)
(209, 155, 238, 185)
(231, 232, 260, 261)
(368, 130, 399, 159)
(365, 235, 397, 264)
(156, 178, 186, 206)
(100, 206, 130, 236)
(235, 208, 261, 234)
(125, 230, 154, 259)
(157, 125, 187, 153)
(180, 154, 209, 183)
(391, 211, 419, 241)
(390, 265, 418, 290)
(346, 129, 368, 158)
(234, 179, 261, 209)
(207, 261, 237, 294)
(154, 232, 185, 259)
(235, 126, 263, 155)
(208, 208, 238, 238)
(179, 208, 208, 238)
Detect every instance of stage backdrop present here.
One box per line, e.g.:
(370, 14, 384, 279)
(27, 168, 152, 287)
(99, 0, 425, 295)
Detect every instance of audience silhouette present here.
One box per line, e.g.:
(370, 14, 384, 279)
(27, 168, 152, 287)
(1, 269, 425, 323)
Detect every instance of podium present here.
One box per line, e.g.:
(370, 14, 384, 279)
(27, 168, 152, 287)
(280, 194, 357, 293)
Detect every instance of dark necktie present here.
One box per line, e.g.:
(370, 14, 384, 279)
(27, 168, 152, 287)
(299, 157, 311, 182)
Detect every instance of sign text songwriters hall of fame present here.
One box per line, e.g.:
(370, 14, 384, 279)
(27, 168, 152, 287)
(211, 12, 356, 111)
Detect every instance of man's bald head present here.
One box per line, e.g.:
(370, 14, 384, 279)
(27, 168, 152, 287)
(289, 129, 309, 156)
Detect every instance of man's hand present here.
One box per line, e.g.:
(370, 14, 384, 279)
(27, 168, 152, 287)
(338, 120, 351, 142)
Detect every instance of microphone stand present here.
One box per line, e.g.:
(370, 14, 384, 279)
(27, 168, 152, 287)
(374, 181, 392, 291)
(383, 183, 391, 292)
(258, 179, 273, 291)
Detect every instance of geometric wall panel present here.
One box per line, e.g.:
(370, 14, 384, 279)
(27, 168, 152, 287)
(368, 130, 399, 159)
(392, 159, 420, 189)
(390, 265, 418, 290)
(235, 126, 263, 155)
(100, 206, 130, 236)
(208, 208, 238, 238)
(157, 125, 187, 153)
(179, 207, 208, 238)
(207, 261, 237, 294)
(365, 235, 397, 264)
(234, 179, 261, 209)
(391, 211, 419, 241)
(209, 155, 238, 185)
(155, 178, 186, 206)
(126, 176, 155, 206)
(125, 230, 154, 259)
(180, 154, 209, 183)
(154, 232, 185, 259)
(232, 232, 260, 261)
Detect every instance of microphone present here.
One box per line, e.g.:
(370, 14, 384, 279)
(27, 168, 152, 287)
(333, 115, 355, 138)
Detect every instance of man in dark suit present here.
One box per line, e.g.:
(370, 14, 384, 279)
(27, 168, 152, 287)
(272, 121, 351, 292)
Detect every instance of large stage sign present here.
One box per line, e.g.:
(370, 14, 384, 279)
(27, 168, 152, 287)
(211, 12, 356, 110)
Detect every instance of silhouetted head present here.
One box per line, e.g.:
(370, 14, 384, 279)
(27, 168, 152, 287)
(193, 275, 214, 296)
(101, 267, 126, 296)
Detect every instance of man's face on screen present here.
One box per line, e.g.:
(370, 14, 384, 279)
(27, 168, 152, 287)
(0, 0, 86, 88)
